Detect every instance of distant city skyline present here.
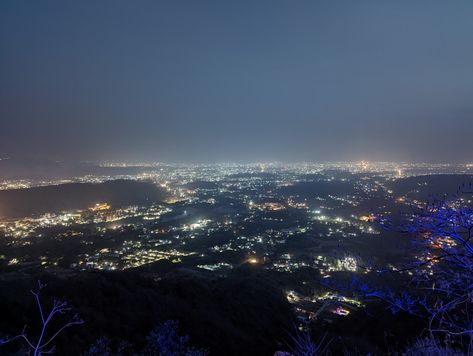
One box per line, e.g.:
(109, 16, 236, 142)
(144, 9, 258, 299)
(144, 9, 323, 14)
(2, 0, 473, 163)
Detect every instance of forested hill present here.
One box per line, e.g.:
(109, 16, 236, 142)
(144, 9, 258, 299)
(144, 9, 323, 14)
(388, 174, 473, 199)
(0, 180, 167, 219)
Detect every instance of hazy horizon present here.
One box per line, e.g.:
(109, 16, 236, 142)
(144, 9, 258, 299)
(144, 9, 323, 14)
(2, 0, 473, 163)
(3, 156, 473, 166)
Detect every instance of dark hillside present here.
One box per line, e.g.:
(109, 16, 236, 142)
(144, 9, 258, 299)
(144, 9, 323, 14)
(389, 174, 473, 199)
(0, 180, 167, 218)
(0, 268, 294, 355)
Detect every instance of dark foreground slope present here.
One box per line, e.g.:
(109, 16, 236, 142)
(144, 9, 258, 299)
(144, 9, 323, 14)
(0, 180, 167, 219)
(0, 267, 294, 355)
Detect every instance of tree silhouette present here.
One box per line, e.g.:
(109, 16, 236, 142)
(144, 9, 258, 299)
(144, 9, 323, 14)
(328, 189, 473, 352)
(377, 190, 473, 340)
(0, 280, 83, 355)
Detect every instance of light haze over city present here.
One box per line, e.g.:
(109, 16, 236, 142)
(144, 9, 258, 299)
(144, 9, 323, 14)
(1, 0, 473, 163)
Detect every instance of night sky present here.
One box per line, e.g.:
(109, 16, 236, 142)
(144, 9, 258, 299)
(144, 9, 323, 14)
(1, 1, 473, 163)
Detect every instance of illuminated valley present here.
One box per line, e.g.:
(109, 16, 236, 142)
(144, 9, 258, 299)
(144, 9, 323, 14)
(2, 162, 470, 327)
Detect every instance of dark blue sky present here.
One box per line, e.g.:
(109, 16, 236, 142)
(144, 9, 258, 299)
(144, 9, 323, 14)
(1, 0, 473, 163)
